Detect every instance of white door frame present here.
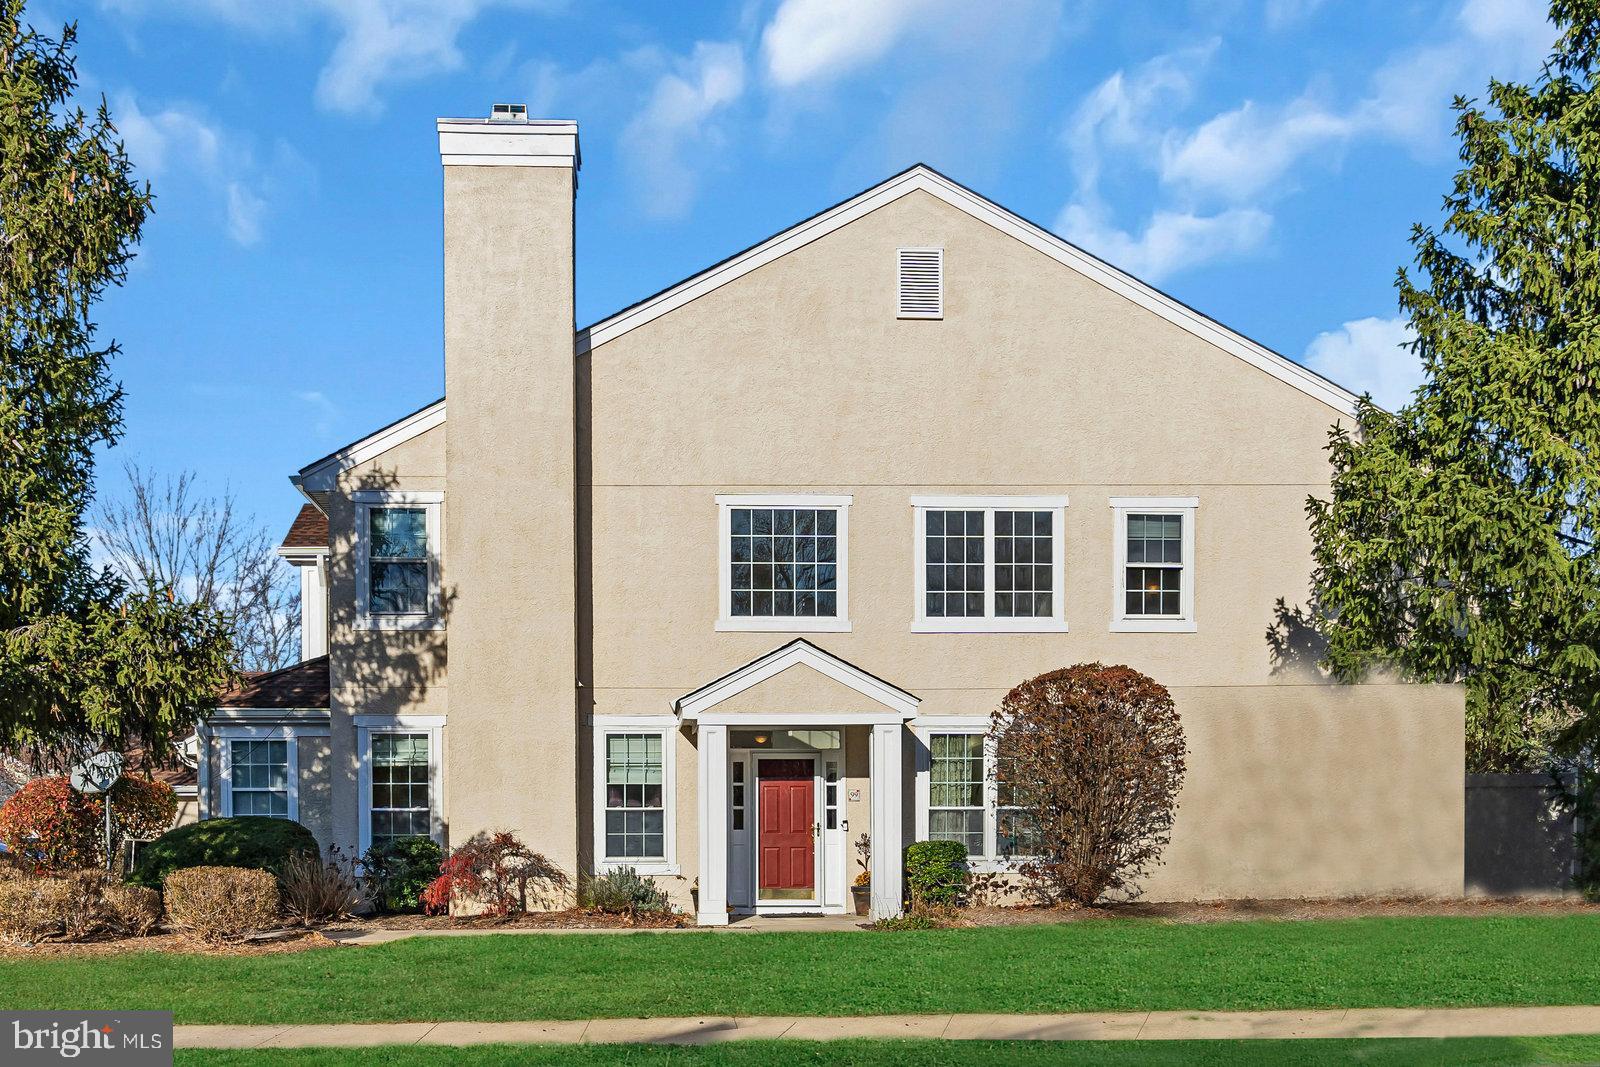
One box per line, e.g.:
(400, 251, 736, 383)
(738, 749, 835, 915)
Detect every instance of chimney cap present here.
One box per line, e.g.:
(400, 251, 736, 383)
(436, 116, 580, 171)
(489, 102, 528, 123)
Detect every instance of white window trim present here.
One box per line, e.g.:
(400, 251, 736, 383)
(215, 724, 324, 822)
(715, 494, 852, 633)
(592, 717, 678, 876)
(911, 496, 1069, 633)
(897, 246, 944, 319)
(1110, 496, 1198, 633)
(912, 719, 1030, 873)
(356, 715, 445, 858)
(353, 490, 444, 632)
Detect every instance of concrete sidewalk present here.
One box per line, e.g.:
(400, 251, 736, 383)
(175, 1005, 1600, 1049)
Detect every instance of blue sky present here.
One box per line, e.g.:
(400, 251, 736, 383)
(53, 0, 1556, 536)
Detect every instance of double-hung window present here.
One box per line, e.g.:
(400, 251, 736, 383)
(355, 715, 443, 856)
(912, 496, 1068, 632)
(1110, 497, 1197, 632)
(353, 491, 443, 630)
(716, 495, 850, 632)
(919, 726, 1038, 867)
(593, 720, 676, 875)
(225, 738, 292, 818)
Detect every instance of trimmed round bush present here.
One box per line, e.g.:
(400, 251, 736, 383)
(0, 877, 71, 943)
(102, 883, 162, 936)
(904, 840, 969, 908)
(164, 866, 280, 942)
(131, 816, 317, 888)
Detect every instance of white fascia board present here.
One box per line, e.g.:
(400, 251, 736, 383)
(296, 400, 445, 493)
(209, 708, 330, 724)
(437, 118, 579, 169)
(276, 547, 329, 563)
(675, 639, 919, 721)
(576, 166, 1359, 418)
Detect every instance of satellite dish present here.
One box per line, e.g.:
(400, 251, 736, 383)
(69, 751, 124, 795)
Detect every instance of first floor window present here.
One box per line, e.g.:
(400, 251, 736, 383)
(925, 731, 1038, 864)
(604, 732, 665, 860)
(371, 733, 431, 847)
(928, 733, 985, 855)
(913, 497, 1067, 632)
(229, 739, 289, 817)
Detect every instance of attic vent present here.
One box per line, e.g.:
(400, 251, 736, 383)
(489, 102, 528, 123)
(897, 247, 943, 319)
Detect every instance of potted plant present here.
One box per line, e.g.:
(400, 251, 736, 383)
(850, 832, 871, 916)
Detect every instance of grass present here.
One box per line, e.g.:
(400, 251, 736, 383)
(5, 917, 1600, 1024)
(175, 1037, 1600, 1066)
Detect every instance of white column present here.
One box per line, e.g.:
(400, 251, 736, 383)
(299, 560, 328, 660)
(869, 722, 904, 919)
(696, 723, 730, 926)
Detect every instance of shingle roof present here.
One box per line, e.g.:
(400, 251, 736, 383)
(280, 504, 328, 550)
(218, 656, 331, 709)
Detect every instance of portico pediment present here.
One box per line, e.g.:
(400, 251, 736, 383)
(674, 639, 919, 725)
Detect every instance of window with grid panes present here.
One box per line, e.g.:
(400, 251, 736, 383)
(370, 733, 431, 845)
(604, 733, 665, 859)
(927, 733, 985, 855)
(728, 507, 839, 619)
(1125, 513, 1184, 616)
(229, 739, 289, 817)
(994, 510, 1054, 619)
(924, 509, 985, 617)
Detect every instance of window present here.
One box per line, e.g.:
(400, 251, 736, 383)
(1110, 498, 1197, 632)
(370, 733, 432, 848)
(897, 247, 943, 319)
(928, 733, 984, 855)
(912, 497, 1068, 632)
(824, 760, 840, 831)
(355, 715, 443, 857)
(228, 739, 289, 817)
(731, 760, 746, 832)
(919, 728, 1038, 867)
(353, 491, 442, 631)
(604, 733, 666, 861)
(717, 495, 850, 632)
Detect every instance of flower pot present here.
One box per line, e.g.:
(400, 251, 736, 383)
(851, 883, 871, 916)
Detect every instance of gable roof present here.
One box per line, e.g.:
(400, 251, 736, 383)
(218, 656, 331, 710)
(291, 164, 1360, 483)
(675, 639, 920, 722)
(279, 503, 328, 550)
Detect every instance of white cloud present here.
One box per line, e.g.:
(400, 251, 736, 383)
(620, 42, 746, 220)
(1302, 315, 1421, 409)
(761, 0, 934, 88)
(1160, 96, 1355, 201)
(1264, 0, 1327, 28)
(1066, 42, 1216, 194)
(225, 182, 267, 246)
(295, 390, 340, 438)
(106, 0, 561, 116)
(115, 96, 221, 176)
(1057, 202, 1272, 282)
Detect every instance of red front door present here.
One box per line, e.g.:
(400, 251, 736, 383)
(758, 759, 815, 899)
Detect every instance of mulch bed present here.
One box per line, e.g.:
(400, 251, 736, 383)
(963, 895, 1600, 925)
(330, 907, 691, 932)
(0, 930, 338, 958)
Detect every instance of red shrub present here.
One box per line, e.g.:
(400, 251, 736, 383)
(0, 776, 177, 874)
(421, 831, 568, 918)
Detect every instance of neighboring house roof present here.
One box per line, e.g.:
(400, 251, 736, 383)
(217, 656, 331, 710)
(280, 503, 329, 550)
(0, 747, 196, 801)
(291, 163, 1362, 491)
(0, 755, 30, 806)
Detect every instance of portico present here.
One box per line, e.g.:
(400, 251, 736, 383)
(675, 640, 918, 926)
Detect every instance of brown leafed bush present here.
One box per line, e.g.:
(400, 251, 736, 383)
(993, 663, 1186, 906)
(0, 877, 70, 943)
(421, 831, 570, 918)
(164, 866, 280, 942)
(102, 884, 162, 936)
(279, 848, 362, 927)
(61, 869, 111, 940)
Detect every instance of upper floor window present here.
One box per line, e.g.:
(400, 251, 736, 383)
(911, 496, 1068, 633)
(353, 491, 443, 631)
(716, 495, 851, 633)
(1110, 497, 1197, 633)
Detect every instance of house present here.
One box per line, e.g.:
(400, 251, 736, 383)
(199, 108, 1465, 923)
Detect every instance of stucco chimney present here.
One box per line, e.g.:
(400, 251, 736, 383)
(438, 111, 580, 880)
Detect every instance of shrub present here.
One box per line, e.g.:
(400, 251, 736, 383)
(420, 831, 569, 918)
(583, 867, 671, 915)
(279, 848, 362, 927)
(904, 840, 969, 908)
(0, 775, 176, 874)
(102, 883, 162, 937)
(60, 869, 111, 940)
(0, 877, 70, 942)
(164, 866, 280, 942)
(131, 816, 317, 888)
(994, 663, 1186, 906)
(361, 836, 443, 913)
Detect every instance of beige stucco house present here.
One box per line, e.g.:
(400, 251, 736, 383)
(200, 109, 1465, 923)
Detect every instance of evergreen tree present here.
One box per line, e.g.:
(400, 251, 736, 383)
(0, 1, 233, 769)
(1309, 1, 1600, 771)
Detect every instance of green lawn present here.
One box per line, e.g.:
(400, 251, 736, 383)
(5, 917, 1600, 1024)
(176, 1037, 1600, 1067)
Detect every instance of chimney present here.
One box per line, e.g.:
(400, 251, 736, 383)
(438, 108, 580, 878)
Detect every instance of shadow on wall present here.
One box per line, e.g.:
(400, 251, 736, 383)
(1466, 773, 1577, 896)
(1266, 597, 1330, 678)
